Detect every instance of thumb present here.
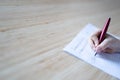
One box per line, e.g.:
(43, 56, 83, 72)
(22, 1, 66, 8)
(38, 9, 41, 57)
(96, 39, 109, 53)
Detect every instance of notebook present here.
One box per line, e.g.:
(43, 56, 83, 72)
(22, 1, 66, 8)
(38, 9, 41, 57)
(63, 24, 120, 79)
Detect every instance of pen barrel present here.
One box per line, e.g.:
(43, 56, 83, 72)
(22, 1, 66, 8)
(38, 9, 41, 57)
(99, 18, 111, 44)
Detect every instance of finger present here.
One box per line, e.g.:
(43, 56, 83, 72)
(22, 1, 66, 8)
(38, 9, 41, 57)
(91, 30, 101, 46)
(96, 39, 109, 53)
(104, 48, 113, 53)
(91, 36, 99, 46)
(89, 38, 96, 50)
(93, 30, 101, 37)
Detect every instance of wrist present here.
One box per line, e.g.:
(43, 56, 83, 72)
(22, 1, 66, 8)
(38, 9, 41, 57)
(118, 39, 120, 52)
(116, 39, 120, 52)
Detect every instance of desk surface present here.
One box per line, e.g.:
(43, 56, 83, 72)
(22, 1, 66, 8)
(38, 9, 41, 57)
(0, 0, 120, 80)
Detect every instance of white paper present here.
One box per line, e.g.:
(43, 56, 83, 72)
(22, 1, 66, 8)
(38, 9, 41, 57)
(63, 24, 120, 79)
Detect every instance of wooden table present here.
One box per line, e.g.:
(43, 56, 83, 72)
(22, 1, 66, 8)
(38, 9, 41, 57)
(0, 0, 120, 80)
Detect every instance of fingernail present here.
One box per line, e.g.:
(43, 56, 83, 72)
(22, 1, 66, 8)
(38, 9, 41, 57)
(95, 44, 98, 47)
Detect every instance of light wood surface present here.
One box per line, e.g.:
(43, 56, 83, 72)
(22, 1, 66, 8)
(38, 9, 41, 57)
(0, 0, 120, 80)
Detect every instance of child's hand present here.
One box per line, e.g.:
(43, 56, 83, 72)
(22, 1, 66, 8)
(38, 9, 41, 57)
(89, 30, 120, 53)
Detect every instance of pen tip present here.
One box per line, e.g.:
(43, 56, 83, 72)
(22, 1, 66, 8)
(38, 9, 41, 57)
(94, 52, 97, 56)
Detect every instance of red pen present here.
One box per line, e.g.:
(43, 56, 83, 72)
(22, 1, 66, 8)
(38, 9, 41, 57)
(95, 18, 111, 56)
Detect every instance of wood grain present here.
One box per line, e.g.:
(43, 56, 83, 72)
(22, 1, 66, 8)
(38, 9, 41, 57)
(0, 0, 120, 80)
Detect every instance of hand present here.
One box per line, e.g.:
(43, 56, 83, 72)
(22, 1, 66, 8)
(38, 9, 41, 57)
(89, 30, 120, 53)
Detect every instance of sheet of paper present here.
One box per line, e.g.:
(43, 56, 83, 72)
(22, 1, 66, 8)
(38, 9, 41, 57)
(63, 24, 120, 79)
